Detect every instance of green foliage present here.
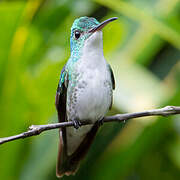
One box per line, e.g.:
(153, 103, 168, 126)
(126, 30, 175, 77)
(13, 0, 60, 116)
(0, 0, 179, 179)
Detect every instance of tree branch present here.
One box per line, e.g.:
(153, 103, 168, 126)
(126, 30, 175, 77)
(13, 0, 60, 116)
(0, 106, 179, 145)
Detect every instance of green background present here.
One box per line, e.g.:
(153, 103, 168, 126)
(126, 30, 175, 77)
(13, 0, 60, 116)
(0, 0, 180, 179)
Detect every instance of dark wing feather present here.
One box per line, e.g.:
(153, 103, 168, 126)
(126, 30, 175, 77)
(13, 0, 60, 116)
(108, 64, 115, 90)
(55, 65, 67, 123)
(108, 64, 115, 109)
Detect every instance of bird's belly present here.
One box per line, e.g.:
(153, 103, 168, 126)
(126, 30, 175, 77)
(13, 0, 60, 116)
(66, 75, 112, 155)
(73, 76, 112, 122)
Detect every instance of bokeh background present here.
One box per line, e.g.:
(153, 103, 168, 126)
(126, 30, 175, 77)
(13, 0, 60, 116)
(0, 0, 180, 179)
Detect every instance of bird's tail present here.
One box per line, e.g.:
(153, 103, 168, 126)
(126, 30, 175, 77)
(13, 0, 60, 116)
(56, 123, 99, 178)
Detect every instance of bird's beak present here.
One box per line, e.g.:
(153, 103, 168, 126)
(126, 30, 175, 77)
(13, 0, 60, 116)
(89, 17, 118, 33)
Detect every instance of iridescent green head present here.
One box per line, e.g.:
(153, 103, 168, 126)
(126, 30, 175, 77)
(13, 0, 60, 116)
(70, 16, 117, 54)
(70, 17, 99, 53)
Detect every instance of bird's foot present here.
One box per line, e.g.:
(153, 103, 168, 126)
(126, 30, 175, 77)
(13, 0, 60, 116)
(98, 118, 104, 126)
(73, 119, 81, 129)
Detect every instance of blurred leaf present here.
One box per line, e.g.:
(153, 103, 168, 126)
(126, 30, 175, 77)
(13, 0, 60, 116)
(20, 120, 58, 180)
(95, 0, 180, 49)
(91, 89, 180, 180)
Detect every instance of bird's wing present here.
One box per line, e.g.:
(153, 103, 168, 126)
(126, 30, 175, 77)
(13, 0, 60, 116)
(55, 65, 68, 123)
(108, 64, 115, 110)
(108, 63, 115, 90)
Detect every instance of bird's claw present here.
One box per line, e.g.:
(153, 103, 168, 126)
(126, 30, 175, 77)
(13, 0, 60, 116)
(98, 118, 104, 126)
(73, 120, 81, 129)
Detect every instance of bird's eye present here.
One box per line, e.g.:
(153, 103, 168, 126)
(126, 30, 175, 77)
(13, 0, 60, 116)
(74, 30, 81, 39)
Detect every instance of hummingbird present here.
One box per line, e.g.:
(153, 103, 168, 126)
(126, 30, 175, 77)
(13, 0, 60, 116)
(55, 16, 116, 178)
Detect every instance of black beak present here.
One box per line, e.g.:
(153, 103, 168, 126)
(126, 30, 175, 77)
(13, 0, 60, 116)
(89, 17, 118, 33)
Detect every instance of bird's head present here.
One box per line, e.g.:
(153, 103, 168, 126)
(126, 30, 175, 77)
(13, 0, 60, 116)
(70, 16, 117, 55)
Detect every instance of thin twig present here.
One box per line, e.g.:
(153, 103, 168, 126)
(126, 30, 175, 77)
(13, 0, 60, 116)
(0, 106, 179, 145)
